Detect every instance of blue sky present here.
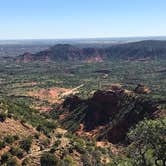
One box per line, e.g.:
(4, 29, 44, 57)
(0, 0, 166, 39)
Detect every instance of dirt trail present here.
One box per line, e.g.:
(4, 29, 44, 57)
(60, 84, 84, 98)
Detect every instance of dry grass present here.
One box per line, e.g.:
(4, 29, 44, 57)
(0, 118, 36, 139)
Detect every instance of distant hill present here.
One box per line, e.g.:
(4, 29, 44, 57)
(16, 44, 105, 62)
(107, 40, 166, 59)
(16, 40, 166, 62)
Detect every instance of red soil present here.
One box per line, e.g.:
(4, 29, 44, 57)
(27, 87, 71, 104)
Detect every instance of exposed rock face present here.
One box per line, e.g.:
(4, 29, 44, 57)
(110, 84, 123, 91)
(84, 90, 119, 130)
(16, 44, 106, 62)
(16, 40, 166, 62)
(62, 95, 83, 112)
(16, 52, 33, 62)
(60, 89, 158, 143)
(107, 99, 157, 143)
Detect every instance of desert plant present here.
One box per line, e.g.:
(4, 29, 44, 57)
(40, 152, 58, 166)
(6, 157, 19, 166)
(20, 137, 32, 153)
(61, 155, 77, 166)
(10, 146, 24, 159)
(22, 157, 30, 166)
(0, 111, 7, 122)
(1, 152, 12, 163)
(4, 135, 15, 144)
(0, 141, 5, 149)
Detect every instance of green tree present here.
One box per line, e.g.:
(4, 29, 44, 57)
(127, 118, 166, 166)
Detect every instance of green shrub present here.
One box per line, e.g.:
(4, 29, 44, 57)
(50, 140, 61, 153)
(53, 140, 61, 148)
(42, 138, 50, 147)
(61, 155, 77, 166)
(34, 133, 40, 139)
(1, 152, 12, 163)
(74, 138, 85, 147)
(20, 137, 32, 152)
(86, 145, 95, 152)
(105, 157, 133, 166)
(44, 121, 57, 129)
(81, 153, 92, 166)
(0, 112, 7, 122)
(36, 121, 56, 136)
(127, 118, 166, 166)
(91, 150, 102, 165)
(22, 157, 30, 166)
(0, 141, 5, 149)
(13, 135, 19, 141)
(9, 146, 24, 159)
(6, 157, 19, 166)
(36, 125, 49, 136)
(4, 135, 15, 144)
(40, 152, 58, 166)
(72, 138, 86, 154)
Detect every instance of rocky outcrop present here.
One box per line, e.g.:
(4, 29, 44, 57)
(59, 88, 158, 143)
(134, 84, 150, 94)
(16, 52, 33, 62)
(62, 95, 83, 112)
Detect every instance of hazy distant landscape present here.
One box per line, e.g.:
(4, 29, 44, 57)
(1, 36, 166, 57)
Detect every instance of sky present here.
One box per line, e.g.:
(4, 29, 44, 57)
(0, 0, 166, 39)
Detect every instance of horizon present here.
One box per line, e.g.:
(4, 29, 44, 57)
(1, 35, 166, 41)
(1, 0, 166, 39)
